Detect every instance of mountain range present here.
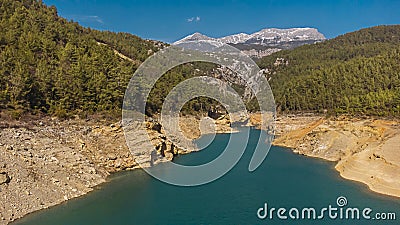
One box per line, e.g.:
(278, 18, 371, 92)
(174, 28, 326, 58)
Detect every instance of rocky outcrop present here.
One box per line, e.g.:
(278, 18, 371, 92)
(0, 169, 10, 185)
(273, 115, 400, 198)
(0, 117, 183, 224)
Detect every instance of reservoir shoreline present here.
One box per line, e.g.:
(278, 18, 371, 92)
(272, 115, 400, 198)
(1, 114, 399, 224)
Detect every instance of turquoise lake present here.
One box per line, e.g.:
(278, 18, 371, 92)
(13, 128, 400, 225)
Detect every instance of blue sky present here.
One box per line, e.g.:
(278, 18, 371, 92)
(43, 0, 400, 43)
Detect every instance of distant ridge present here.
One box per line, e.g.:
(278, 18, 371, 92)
(174, 28, 326, 58)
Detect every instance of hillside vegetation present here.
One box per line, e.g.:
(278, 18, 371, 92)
(0, 0, 225, 118)
(1, 0, 399, 119)
(0, 0, 162, 118)
(258, 25, 400, 116)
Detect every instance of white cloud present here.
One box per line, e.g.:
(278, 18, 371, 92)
(69, 15, 104, 24)
(87, 15, 104, 24)
(187, 16, 201, 23)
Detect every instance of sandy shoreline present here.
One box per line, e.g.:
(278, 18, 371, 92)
(1, 114, 399, 224)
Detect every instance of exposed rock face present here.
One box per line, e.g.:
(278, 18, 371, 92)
(240, 48, 281, 58)
(178, 115, 236, 140)
(273, 115, 400, 198)
(0, 170, 10, 185)
(0, 117, 183, 224)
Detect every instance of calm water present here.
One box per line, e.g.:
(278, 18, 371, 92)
(14, 128, 400, 225)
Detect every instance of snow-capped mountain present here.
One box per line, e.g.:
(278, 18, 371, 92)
(174, 27, 326, 58)
(218, 32, 251, 44)
(176, 32, 215, 43)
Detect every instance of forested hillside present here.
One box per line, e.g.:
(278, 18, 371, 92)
(1, 0, 399, 119)
(0, 0, 224, 118)
(0, 0, 162, 118)
(258, 25, 400, 116)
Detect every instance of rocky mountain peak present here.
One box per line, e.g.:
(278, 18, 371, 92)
(174, 27, 326, 58)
